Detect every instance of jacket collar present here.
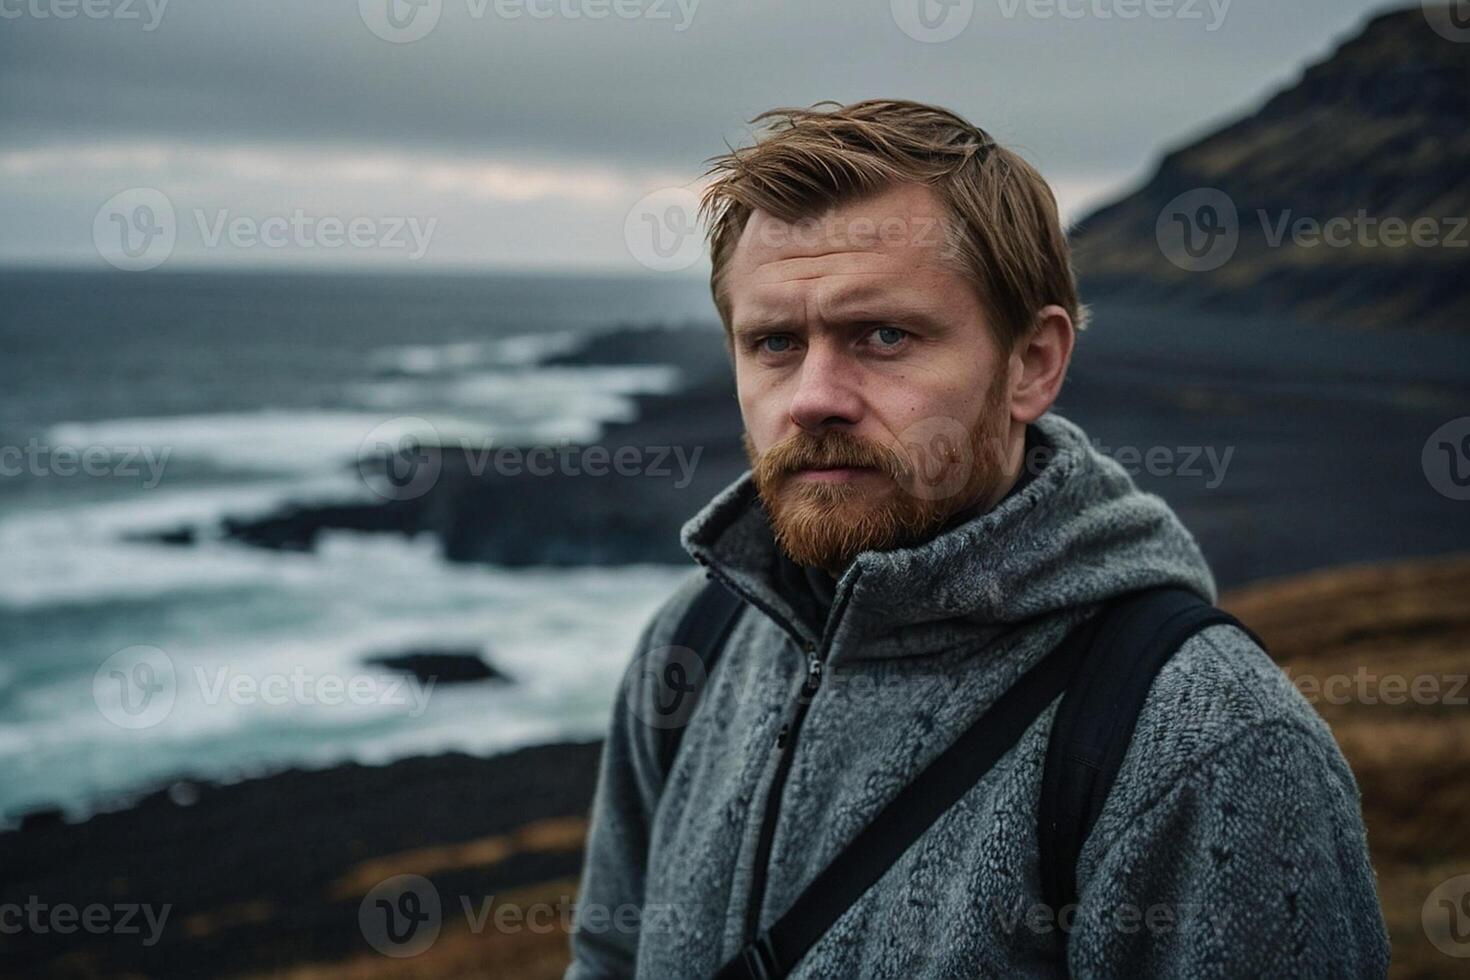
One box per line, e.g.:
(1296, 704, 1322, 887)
(680, 412, 1217, 661)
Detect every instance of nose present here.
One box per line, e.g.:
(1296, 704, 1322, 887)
(787, 340, 864, 432)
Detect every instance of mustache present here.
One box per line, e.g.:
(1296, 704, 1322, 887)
(753, 429, 911, 483)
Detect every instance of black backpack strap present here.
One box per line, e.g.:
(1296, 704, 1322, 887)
(1037, 586, 1263, 919)
(713, 596, 1102, 980)
(655, 573, 746, 778)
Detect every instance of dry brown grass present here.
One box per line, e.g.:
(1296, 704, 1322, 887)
(327, 816, 588, 901)
(252, 877, 583, 980)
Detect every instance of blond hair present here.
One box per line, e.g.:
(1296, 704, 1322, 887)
(699, 99, 1088, 349)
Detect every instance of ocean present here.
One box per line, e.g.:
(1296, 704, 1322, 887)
(0, 269, 718, 824)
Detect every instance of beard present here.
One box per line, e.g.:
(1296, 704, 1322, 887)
(744, 378, 1014, 575)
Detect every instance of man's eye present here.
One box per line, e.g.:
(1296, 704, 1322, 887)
(871, 326, 907, 348)
(759, 335, 794, 354)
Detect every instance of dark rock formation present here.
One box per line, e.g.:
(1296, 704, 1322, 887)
(198, 324, 748, 567)
(362, 649, 513, 685)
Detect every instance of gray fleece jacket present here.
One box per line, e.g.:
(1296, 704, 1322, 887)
(567, 411, 1390, 979)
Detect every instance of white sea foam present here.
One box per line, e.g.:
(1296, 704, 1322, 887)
(43, 411, 501, 477)
(368, 330, 584, 375)
(345, 365, 680, 441)
(0, 540, 690, 822)
(0, 320, 702, 823)
(41, 363, 680, 480)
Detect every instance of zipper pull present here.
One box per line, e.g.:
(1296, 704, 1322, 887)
(800, 643, 823, 698)
(775, 723, 789, 748)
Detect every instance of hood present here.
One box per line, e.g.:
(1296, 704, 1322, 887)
(679, 411, 1217, 662)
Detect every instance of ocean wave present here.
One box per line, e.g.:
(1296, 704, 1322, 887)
(345, 364, 680, 432)
(40, 360, 681, 483)
(43, 411, 503, 478)
(0, 478, 366, 608)
(368, 330, 584, 375)
(0, 553, 690, 822)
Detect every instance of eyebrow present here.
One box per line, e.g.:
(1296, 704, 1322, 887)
(732, 286, 940, 337)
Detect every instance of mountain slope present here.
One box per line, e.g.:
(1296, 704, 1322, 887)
(1071, 6, 1470, 332)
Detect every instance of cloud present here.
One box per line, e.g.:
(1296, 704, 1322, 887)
(0, 0, 1403, 269)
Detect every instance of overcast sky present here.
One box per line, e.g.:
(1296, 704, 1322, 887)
(0, 0, 1408, 273)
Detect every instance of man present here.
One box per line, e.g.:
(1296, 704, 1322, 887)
(567, 99, 1389, 978)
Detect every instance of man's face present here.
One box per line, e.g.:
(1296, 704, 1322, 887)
(724, 181, 1022, 575)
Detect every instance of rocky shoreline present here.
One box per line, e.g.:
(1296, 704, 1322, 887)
(149, 323, 748, 567)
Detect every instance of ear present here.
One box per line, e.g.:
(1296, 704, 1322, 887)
(1006, 305, 1075, 424)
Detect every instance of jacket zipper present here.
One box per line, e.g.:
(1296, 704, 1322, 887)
(695, 555, 858, 948)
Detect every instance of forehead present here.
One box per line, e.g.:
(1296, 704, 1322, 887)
(723, 182, 970, 328)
